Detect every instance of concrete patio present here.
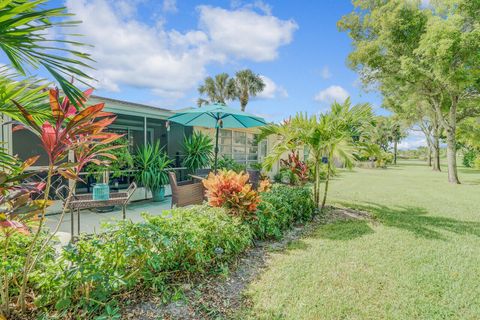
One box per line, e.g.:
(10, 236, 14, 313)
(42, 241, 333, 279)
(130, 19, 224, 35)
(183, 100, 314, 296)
(45, 197, 172, 245)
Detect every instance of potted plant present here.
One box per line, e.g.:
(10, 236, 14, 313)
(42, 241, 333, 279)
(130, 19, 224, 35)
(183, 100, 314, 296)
(135, 142, 172, 202)
(182, 131, 213, 175)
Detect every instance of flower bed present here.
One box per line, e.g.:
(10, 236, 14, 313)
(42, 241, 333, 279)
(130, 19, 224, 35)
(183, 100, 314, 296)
(7, 181, 316, 318)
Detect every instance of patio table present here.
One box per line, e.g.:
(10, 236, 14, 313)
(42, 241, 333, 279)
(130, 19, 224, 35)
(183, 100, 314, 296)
(56, 183, 136, 241)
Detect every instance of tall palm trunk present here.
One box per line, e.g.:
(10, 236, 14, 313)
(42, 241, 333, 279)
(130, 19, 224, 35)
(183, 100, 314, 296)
(313, 161, 321, 208)
(240, 92, 248, 112)
(321, 155, 332, 210)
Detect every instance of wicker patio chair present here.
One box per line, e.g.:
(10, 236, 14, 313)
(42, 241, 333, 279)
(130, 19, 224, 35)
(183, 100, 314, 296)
(247, 169, 261, 189)
(168, 171, 205, 208)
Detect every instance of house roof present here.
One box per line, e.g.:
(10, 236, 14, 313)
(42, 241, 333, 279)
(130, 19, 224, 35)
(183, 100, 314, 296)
(89, 95, 178, 120)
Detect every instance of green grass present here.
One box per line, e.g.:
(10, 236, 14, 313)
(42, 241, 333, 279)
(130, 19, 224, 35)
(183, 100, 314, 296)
(246, 160, 480, 320)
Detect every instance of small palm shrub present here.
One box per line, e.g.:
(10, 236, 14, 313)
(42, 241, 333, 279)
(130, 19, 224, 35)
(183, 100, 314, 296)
(182, 132, 213, 173)
(250, 184, 316, 239)
(203, 170, 260, 220)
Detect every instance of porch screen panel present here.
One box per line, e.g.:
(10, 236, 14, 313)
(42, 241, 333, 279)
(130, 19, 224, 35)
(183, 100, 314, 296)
(109, 114, 146, 153)
(12, 130, 49, 166)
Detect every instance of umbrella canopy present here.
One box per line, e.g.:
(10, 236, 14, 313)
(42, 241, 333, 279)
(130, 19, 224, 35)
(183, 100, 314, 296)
(168, 103, 267, 172)
(168, 103, 266, 128)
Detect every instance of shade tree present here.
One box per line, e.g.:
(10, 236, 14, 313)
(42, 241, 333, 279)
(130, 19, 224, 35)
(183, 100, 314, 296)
(339, 0, 480, 183)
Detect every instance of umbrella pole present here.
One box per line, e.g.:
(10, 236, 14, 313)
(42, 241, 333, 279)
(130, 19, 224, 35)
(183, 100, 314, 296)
(214, 125, 219, 174)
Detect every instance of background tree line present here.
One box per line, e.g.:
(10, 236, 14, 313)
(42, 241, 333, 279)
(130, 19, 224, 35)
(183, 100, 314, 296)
(339, 0, 480, 183)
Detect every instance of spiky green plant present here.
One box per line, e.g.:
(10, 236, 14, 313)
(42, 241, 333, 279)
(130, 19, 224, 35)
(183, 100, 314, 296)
(135, 142, 173, 192)
(182, 132, 213, 173)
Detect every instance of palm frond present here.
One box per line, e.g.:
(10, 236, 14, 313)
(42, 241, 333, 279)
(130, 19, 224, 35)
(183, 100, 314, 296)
(0, 0, 94, 107)
(0, 67, 50, 122)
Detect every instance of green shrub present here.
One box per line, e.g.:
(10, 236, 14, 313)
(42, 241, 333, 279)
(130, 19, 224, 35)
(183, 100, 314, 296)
(2, 231, 55, 304)
(216, 155, 246, 173)
(463, 149, 478, 168)
(250, 184, 316, 239)
(474, 156, 480, 169)
(34, 205, 251, 317)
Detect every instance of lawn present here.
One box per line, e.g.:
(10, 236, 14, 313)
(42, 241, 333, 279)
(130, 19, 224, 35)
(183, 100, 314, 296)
(246, 160, 480, 320)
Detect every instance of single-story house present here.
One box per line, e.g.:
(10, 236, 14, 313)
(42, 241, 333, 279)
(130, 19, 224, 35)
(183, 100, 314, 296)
(1, 95, 283, 201)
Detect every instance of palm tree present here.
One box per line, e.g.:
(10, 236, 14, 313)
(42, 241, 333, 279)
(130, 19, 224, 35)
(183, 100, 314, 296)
(0, 0, 93, 107)
(234, 69, 265, 111)
(261, 99, 372, 209)
(318, 100, 372, 208)
(197, 73, 236, 106)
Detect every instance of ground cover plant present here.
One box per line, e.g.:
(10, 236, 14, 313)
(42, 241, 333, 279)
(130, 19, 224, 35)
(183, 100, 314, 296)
(14, 205, 251, 318)
(246, 160, 480, 319)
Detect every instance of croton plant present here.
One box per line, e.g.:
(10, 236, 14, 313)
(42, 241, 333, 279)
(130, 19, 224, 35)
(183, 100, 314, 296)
(203, 170, 260, 220)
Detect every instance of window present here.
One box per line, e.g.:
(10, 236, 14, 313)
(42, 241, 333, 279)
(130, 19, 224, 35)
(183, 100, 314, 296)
(218, 129, 232, 159)
(217, 130, 261, 166)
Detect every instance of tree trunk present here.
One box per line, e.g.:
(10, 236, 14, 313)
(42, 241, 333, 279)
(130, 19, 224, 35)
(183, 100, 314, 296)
(432, 133, 441, 171)
(427, 149, 432, 167)
(431, 96, 459, 184)
(445, 128, 460, 184)
(393, 140, 398, 165)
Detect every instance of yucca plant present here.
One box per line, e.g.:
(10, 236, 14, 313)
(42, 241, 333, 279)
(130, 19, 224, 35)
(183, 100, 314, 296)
(182, 131, 213, 174)
(135, 142, 173, 201)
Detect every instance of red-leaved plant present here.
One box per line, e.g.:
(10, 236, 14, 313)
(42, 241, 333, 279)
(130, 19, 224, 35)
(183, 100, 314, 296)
(203, 170, 260, 221)
(6, 88, 122, 312)
(280, 151, 309, 185)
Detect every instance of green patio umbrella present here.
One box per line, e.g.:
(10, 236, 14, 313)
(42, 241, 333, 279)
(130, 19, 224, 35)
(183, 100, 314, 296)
(168, 103, 267, 173)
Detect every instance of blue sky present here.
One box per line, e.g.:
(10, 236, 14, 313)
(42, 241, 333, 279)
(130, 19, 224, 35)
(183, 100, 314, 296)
(8, 0, 425, 149)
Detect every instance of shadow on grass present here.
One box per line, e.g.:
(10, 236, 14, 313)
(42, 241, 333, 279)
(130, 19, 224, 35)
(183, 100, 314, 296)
(336, 201, 480, 240)
(459, 168, 480, 175)
(313, 220, 374, 241)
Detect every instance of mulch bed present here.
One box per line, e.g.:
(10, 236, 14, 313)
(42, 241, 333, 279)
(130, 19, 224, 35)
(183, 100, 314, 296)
(120, 206, 372, 319)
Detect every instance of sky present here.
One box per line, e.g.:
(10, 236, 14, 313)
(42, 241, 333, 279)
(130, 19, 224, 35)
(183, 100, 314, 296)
(9, 0, 427, 149)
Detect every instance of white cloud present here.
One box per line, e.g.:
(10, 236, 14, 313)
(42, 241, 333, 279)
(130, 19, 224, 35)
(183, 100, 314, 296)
(230, 0, 272, 15)
(198, 6, 297, 62)
(162, 0, 177, 13)
(314, 85, 349, 103)
(398, 138, 427, 150)
(65, 0, 297, 99)
(321, 66, 331, 79)
(257, 75, 288, 99)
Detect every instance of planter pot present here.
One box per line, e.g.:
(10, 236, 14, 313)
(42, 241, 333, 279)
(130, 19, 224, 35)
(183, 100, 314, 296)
(151, 187, 166, 202)
(92, 183, 110, 201)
